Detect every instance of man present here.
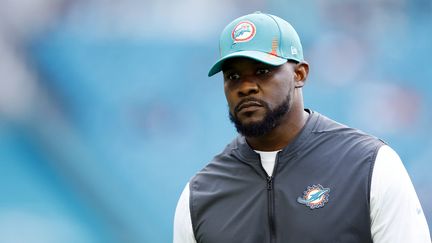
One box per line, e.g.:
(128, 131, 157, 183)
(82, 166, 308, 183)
(173, 12, 431, 243)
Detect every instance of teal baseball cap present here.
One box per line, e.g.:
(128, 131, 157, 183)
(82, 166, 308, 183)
(208, 11, 304, 77)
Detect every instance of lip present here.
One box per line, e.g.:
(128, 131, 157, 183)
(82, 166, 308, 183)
(236, 100, 263, 113)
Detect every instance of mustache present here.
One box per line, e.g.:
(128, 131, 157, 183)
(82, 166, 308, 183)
(234, 97, 267, 114)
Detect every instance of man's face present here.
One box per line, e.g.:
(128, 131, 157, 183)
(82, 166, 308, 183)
(222, 57, 297, 137)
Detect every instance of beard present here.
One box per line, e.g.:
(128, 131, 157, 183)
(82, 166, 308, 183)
(229, 95, 291, 137)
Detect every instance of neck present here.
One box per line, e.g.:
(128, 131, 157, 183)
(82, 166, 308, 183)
(245, 104, 308, 151)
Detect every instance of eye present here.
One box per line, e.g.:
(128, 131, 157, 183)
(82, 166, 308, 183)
(226, 73, 240, 81)
(256, 68, 270, 75)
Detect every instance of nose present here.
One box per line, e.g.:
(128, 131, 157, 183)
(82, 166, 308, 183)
(237, 79, 259, 97)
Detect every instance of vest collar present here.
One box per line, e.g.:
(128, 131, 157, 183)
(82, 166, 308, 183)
(231, 109, 319, 164)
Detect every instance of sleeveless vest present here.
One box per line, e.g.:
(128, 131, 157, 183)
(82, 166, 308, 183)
(190, 110, 384, 243)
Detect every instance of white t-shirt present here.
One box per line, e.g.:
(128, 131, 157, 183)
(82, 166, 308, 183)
(173, 145, 431, 243)
(254, 150, 279, 176)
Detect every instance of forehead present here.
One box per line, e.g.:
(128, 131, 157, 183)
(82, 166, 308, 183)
(221, 57, 275, 72)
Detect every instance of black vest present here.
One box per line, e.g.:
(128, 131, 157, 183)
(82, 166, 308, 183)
(190, 111, 384, 243)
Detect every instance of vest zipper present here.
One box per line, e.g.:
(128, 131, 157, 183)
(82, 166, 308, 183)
(267, 176, 276, 243)
(266, 153, 279, 243)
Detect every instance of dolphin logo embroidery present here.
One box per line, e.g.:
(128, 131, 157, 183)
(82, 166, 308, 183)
(297, 184, 330, 209)
(231, 21, 256, 43)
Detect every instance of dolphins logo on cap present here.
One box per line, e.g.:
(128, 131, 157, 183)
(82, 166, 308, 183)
(232, 21, 256, 43)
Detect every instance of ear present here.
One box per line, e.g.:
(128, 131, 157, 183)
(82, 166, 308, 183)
(294, 61, 309, 88)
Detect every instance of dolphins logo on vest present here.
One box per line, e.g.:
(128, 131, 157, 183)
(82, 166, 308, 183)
(297, 184, 330, 209)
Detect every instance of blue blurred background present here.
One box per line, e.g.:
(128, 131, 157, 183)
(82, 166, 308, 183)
(0, 0, 431, 242)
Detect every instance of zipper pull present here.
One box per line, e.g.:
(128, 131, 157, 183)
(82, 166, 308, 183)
(267, 177, 273, 190)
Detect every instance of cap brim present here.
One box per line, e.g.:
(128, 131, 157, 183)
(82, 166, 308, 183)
(208, 50, 287, 77)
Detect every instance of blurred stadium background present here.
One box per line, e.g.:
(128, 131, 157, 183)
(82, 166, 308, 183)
(0, 0, 431, 242)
